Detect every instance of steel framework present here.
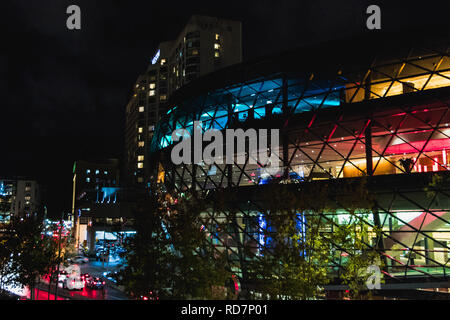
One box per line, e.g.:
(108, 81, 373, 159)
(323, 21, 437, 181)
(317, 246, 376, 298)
(149, 37, 450, 288)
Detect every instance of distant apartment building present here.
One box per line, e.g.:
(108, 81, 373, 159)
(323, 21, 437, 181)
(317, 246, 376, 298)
(0, 179, 41, 222)
(125, 15, 243, 186)
(71, 159, 135, 252)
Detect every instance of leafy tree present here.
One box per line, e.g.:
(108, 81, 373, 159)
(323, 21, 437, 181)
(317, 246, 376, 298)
(165, 191, 231, 299)
(235, 179, 383, 300)
(122, 187, 174, 299)
(7, 217, 58, 300)
(122, 185, 231, 300)
(0, 238, 18, 293)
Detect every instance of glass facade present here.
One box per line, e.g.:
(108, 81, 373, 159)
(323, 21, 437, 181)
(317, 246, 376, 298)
(150, 39, 450, 285)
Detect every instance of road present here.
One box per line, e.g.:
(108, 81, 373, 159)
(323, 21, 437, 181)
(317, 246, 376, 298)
(30, 258, 129, 300)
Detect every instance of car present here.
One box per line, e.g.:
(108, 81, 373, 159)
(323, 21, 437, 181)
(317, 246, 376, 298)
(139, 291, 159, 300)
(57, 270, 68, 282)
(80, 273, 91, 282)
(96, 251, 109, 262)
(86, 277, 105, 290)
(64, 276, 84, 291)
(69, 256, 89, 264)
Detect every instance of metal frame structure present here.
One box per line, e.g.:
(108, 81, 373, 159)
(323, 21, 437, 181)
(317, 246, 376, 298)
(149, 34, 450, 289)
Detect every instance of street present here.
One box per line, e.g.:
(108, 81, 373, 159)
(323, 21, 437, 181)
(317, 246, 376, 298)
(28, 258, 129, 300)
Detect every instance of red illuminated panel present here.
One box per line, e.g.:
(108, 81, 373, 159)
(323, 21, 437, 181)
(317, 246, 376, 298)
(385, 138, 450, 155)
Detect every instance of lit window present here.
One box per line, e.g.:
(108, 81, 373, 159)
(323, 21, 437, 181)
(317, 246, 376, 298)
(135, 84, 139, 88)
(215, 33, 220, 40)
(86, 169, 90, 174)
(137, 162, 144, 169)
(149, 90, 155, 96)
(214, 51, 220, 58)
(149, 83, 156, 89)
(95, 170, 100, 175)
(214, 43, 220, 50)
(137, 177, 144, 183)
(104, 171, 108, 175)
(138, 155, 144, 161)
(138, 141, 145, 147)
(86, 177, 90, 183)
(149, 125, 155, 131)
(139, 106, 145, 112)
(160, 94, 167, 101)
(192, 49, 199, 55)
(160, 59, 166, 66)
(138, 127, 143, 133)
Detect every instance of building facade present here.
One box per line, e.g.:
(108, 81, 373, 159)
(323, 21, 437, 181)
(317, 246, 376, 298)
(148, 31, 450, 294)
(71, 159, 133, 252)
(0, 179, 41, 223)
(125, 15, 242, 187)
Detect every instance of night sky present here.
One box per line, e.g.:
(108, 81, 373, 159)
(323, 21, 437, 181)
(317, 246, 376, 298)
(1, 0, 449, 218)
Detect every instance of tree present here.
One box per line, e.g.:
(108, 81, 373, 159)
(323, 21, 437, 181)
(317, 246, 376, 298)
(165, 191, 231, 299)
(236, 178, 383, 300)
(7, 217, 58, 300)
(122, 187, 174, 299)
(0, 238, 18, 293)
(122, 185, 231, 300)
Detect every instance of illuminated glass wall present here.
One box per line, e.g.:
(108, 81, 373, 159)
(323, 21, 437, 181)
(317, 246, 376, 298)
(150, 41, 450, 284)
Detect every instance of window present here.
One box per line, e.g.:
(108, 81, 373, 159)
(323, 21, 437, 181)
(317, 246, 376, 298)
(138, 141, 145, 147)
(149, 83, 156, 89)
(86, 177, 90, 183)
(95, 170, 100, 175)
(137, 177, 144, 183)
(104, 171, 108, 175)
(139, 106, 145, 112)
(214, 43, 220, 50)
(160, 94, 167, 101)
(137, 162, 144, 169)
(138, 155, 144, 161)
(186, 31, 200, 39)
(86, 169, 91, 174)
(149, 90, 155, 96)
(214, 51, 220, 58)
(138, 127, 143, 133)
(192, 49, 199, 55)
(160, 58, 166, 66)
(215, 33, 220, 40)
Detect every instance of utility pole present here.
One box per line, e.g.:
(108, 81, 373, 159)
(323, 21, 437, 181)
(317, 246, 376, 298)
(53, 212, 64, 300)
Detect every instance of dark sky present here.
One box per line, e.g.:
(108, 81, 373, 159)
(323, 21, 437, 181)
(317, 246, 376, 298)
(1, 0, 449, 217)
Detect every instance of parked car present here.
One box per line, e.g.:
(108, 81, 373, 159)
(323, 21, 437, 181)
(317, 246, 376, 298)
(68, 256, 89, 264)
(96, 251, 109, 262)
(86, 277, 105, 290)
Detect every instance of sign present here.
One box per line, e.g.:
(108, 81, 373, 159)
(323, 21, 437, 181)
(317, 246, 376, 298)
(152, 49, 161, 65)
